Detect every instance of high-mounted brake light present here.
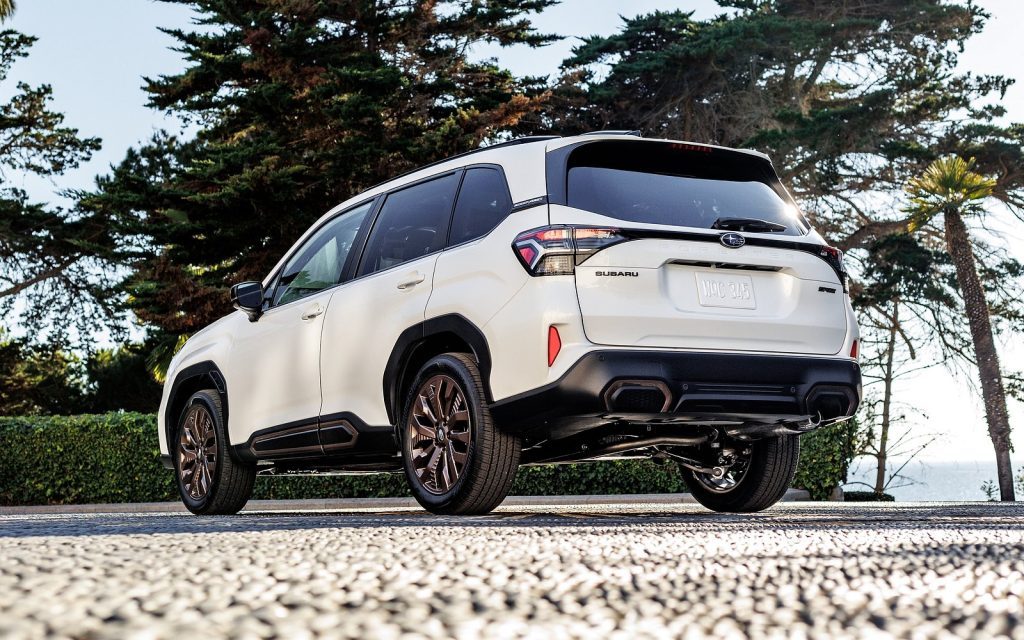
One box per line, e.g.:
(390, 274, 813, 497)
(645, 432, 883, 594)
(513, 226, 627, 276)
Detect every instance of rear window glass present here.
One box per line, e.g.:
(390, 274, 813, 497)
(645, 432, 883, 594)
(565, 141, 808, 236)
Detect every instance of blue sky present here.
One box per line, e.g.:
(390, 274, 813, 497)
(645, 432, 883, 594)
(2, 0, 1023, 464)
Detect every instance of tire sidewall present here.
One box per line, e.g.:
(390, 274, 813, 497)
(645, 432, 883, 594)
(400, 355, 483, 511)
(683, 453, 760, 511)
(682, 435, 797, 512)
(173, 391, 226, 514)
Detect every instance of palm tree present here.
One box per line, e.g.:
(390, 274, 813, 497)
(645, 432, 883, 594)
(0, 0, 14, 21)
(906, 156, 1015, 501)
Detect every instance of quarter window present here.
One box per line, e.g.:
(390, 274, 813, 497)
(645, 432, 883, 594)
(273, 201, 373, 306)
(358, 172, 461, 276)
(449, 168, 513, 246)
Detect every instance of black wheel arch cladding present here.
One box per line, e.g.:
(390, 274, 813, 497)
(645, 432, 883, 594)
(383, 314, 493, 425)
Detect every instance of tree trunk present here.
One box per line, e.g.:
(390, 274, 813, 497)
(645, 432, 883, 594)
(874, 307, 898, 495)
(944, 208, 1016, 501)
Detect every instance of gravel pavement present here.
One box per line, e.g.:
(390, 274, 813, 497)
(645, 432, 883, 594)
(1, 501, 1022, 639)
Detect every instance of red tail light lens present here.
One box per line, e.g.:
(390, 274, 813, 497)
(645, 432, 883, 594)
(512, 226, 573, 275)
(513, 226, 627, 276)
(547, 325, 561, 367)
(850, 339, 859, 360)
(819, 245, 848, 292)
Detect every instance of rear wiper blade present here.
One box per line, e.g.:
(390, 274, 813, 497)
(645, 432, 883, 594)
(712, 217, 787, 233)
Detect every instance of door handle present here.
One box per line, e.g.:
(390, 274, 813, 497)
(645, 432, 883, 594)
(396, 272, 426, 290)
(301, 303, 324, 320)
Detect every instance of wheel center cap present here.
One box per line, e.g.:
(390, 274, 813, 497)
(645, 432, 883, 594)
(437, 425, 447, 443)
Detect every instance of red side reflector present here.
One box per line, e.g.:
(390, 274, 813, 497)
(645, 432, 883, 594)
(850, 340, 859, 360)
(547, 325, 561, 367)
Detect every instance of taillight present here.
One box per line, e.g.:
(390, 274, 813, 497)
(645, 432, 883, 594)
(819, 245, 848, 292)
(512, 226, 627, 276)
(850, 339, 859, 360)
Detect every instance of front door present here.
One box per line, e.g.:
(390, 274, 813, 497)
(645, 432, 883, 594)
(224, 201, 375, 448)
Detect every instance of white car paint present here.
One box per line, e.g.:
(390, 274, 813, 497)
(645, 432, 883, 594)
(555, 208, 850, 355)
(158, 133, 860, 460)
(221, 289, 333, 444)
(319, 254, 439, 427)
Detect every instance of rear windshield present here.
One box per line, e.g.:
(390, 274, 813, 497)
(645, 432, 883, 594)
(564, 140, 809, 236)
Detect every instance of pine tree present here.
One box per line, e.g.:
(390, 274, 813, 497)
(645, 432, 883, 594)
(547, 1, 1023, 248)
(0, 329, 87, 416)
(83, 0, 556, 348)
(0, 29, 108, 341)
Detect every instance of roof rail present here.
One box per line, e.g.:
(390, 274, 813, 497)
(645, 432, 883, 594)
(377, 135, 561, 187)
(427, 134, 561, 166)
(580, 130, 642, 137)
(488, 135, 562, 148)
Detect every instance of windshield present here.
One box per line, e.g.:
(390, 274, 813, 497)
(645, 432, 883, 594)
(564, 140, 809, 236)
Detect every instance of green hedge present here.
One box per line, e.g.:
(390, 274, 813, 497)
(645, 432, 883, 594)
(0, 413, 854, 505)
(0, 413, 175, 505)
(0, 413, 687, 506)
(793, 418, 861, 500)
(843, 490, 895, 502)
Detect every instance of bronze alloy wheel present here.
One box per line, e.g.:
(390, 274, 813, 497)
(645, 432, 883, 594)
(178, 404, 218, 500)
(407, 374, 472, 495)
(691, 457, 751, 494)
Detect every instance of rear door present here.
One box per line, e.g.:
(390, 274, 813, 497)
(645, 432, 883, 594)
(319, 171, 462, 431)
(549, 139, 848, 356)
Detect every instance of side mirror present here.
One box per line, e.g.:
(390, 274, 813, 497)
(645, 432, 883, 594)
(230, 281, 265, 322)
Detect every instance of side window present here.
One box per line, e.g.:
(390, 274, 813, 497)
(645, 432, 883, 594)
(449, 168, 513, 246)
(358, 172, 461, 276)
(273, 201, 373, 306)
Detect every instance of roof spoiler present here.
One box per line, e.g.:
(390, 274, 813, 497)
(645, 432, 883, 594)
(580, 130, 642, 137)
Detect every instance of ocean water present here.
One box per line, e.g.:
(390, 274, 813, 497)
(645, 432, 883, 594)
(843, 459, 1017, 501)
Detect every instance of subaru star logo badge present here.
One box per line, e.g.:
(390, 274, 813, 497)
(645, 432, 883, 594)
(720, 232, 745, 248)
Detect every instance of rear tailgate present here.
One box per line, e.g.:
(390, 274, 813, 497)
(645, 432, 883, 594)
(563, 218, 848, 355)
(546, 137, 849, 356)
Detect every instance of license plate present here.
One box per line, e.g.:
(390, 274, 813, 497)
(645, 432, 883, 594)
(695, 272, 756, 309)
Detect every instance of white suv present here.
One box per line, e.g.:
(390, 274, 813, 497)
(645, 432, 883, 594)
(158, 133, 861, 515)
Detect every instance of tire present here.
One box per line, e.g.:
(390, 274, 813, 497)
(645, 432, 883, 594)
(679, 435, 800, 513)
(400, 353, 521, 515)
(173, 389, 256, 515)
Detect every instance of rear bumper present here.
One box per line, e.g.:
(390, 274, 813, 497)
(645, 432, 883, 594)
(490, 350, 861, 434)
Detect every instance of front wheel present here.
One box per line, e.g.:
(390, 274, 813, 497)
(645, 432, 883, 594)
(174, 389, 256, 515)
(400, 353, 521, 515)
(678, 435, 800, 513)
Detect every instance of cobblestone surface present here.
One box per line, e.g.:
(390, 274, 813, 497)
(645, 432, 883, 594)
(1, 502, 1023, 639)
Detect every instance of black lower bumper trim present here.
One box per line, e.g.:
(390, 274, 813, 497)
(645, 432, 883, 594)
(490, 350, 861, 435)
